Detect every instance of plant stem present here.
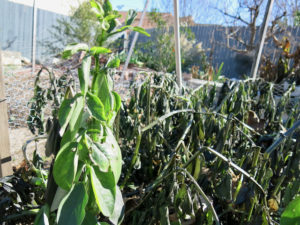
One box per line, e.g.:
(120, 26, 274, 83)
(120, 130, 142, 189)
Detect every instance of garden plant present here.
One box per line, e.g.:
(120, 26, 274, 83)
(0, 0, 299, 225)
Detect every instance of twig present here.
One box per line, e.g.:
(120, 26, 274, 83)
(266, 119, 300, 154)
(203, 147, 266, 195)
(176, 167, 220, 225)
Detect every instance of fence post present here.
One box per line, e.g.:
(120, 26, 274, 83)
(0, 48, 13, 177)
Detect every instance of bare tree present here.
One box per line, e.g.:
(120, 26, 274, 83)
(215, 0, 291, 54)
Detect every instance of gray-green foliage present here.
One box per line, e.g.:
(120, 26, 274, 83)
(118, 73, 300, 224)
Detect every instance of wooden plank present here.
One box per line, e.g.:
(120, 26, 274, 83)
(0, 49, 13, 177)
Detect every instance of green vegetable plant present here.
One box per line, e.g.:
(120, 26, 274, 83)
(34, 1, 149, 225)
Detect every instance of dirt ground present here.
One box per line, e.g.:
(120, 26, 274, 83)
(9, 127, 46, 167)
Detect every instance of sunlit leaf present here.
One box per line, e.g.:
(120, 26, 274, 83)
(280, 196, 300, 225)
(89, 166, 116, 217)
(86, 91, 107, 121)
(62, 43, 89, 59)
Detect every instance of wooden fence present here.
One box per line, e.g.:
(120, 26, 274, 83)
(0, 49, 12, 177)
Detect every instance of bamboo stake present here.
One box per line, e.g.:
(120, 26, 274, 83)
(121, 0, 150, 80)
(32, 0, 37, 76)
(173, 0, 182, 89)
(250, 0, 275, 78)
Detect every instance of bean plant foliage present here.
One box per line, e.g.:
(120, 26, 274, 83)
(2, 1, 300, 225)
(117, 73, 300, 225)
(33, 1, 149, 225)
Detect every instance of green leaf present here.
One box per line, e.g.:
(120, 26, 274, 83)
(280, 195, 300, 225)
(90, 139, 110, 172)
(78, 133, 90, 162)
(53, 142, 78, 190)
(99, 127, 122, 183)
(107, 57, 120, 68)
(34, 205, 50, 225)
(126, 9, 137, 25)
(62, 43, 89, 59)
(112, 91, 121, 112)
(90, 0, 104, 18)
(109, 186, 125, 225)
(159, 206, 170, 225)
(78, 56, 91, 95)
(109, 25, 150, 37)
(132, 26, 151, 37)
(86, 91, 107, 121)
(57, 183, 89, 225)
(58, 97, 76, 136)
(60, 94, 84, 145)
(82, 211, 99, 225)
(89, 166, 116, 217)
(90, 46, 111, 55)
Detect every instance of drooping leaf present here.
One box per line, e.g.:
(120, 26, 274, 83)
(132, 26, 151, 37)
(90, 46, 111, 55)
(126, 9, 137, 25)
(53, 142, 78, 190)
(57, 183, 89, 225)
(34, 205, 50, 225)
(89, 166, 116, 217)
(62, 43, 89, 59)
(109, 25, 150, 37)
(86, 91, 107, 121)
(107, 57, 120, 68)
(58, 97, 76, 136)
(78, 56, 91, 95)
(280, 195, 300, 225)
(109, 186, 125, 225)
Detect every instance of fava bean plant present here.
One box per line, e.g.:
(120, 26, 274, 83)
(34, 1, 149, 224)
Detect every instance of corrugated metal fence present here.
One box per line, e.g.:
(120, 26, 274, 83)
(0, 0, 66, 62)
